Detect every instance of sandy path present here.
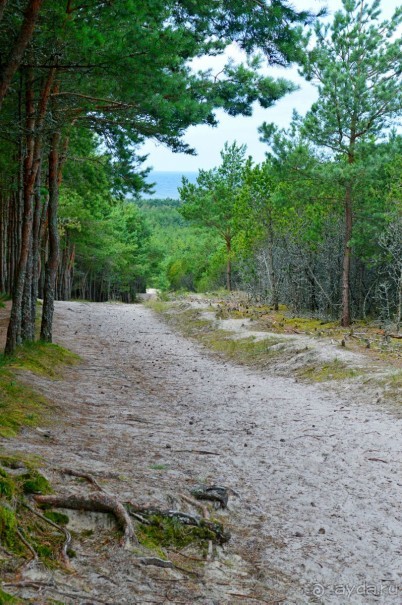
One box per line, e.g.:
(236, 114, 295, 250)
(5, 301, 402, 604)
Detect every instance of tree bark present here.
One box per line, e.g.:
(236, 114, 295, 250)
(341, 182, 353, 327)
(225, 234, 232, 291)
(5, 69, 36, 354)
(21, 231, 34, 340)
(396, 270, 402, 334)
(40, 131, 61, 342)
(266, 218, 278, 311)
(30, 164, 42, 328)
(340, 139, 356, 328)
(0, 0, 44, 109)
(341, 146, 355, 329)
(5, 66, 56, 354)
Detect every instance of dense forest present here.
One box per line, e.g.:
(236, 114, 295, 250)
(0, 0, 401, 356)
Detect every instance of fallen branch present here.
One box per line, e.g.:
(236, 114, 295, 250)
(34, 492, 137, 548)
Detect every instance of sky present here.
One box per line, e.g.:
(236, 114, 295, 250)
(140, 0, 401, 172)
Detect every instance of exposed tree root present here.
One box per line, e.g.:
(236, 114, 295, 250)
(23, 501, 73, 569)
(61, 468, 105, 492)
(34, 492, 138, 548)
(15, 528, 37, 564)
(125, 503, 230, 545)
(180, 494, 214, 560)
(190, 485, 229, 509)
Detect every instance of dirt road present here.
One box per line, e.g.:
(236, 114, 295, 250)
(4, 301, 402, 604)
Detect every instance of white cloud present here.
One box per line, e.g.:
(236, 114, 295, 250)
(140, 0, 401, 171)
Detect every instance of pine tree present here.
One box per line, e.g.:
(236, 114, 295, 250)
(300, 0, 402, 325)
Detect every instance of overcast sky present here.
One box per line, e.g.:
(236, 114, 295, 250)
(140, 0, 401, 172)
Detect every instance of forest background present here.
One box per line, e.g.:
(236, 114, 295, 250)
(0, 0, 401, 358)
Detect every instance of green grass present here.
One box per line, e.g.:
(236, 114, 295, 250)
(148, 300, 376, 385)
(8, 341, 79, 378)
(297, 359, 361, 382)
(367, 369, 402, 403)
(0, 587, 23, 603)
(387, 370, 402, 400)
(0, 368, 50, 438)
(0, 341, 80, 438)
(204, 333, 283, 366)
(147, 302, 287, 368)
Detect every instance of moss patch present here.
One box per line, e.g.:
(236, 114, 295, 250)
(0, 463, 64, 576)
(43, 510, 69, 525)
(0, 467, 15, 499)
(137, 514, 219, 557)
(21, 470, 53, 495)
(0, 504, 19, 550)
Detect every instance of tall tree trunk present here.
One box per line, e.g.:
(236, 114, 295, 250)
(266, 218, 278, 311)
(40, 131, 60, 342)
(30, 164, 42, 327)
(0, 0, 44, 109)
(340, 141, 356, 328)
(341, 182, 353, 327)
(396, 270, 402, 334)
(225, 235, 232, 291)
(5, 70, 36, 354)
(341, 145, 354, 328)
(21, 231, 34, 340)
(5, 66, 56, 354)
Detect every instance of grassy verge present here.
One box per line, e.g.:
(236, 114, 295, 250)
(0, 342, 80, 599)
(211, 295, 402, 362)
(147, 302, 300, 372)
(147, 299, 402, 401)
(0, 342, 79, 438)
